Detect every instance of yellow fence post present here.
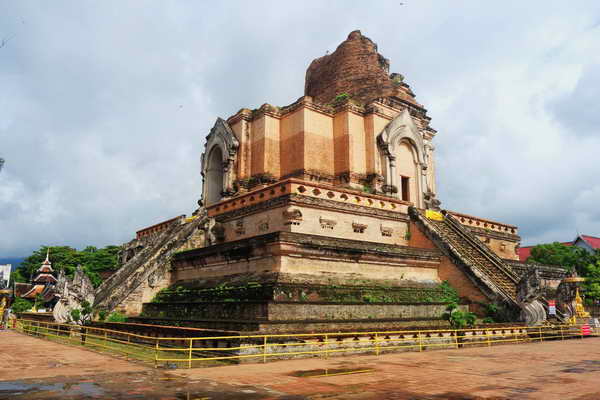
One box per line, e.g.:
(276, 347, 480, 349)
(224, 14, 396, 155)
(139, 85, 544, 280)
(560, 325, 564, 340)
(454, 330, 459, 349)
(418, 331, 423, 352)
(538, 327, 542, 342)
(154, 339, 159, 369)
(188, 339, 193, 369)
(486, 329, 491, 347)
(324, 334, 329, 359)
(263, 336, 267, 363)
(375, 333, 379, 356)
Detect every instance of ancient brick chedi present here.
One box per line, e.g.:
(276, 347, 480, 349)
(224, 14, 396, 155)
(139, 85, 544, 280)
(95, 31, 566, 331)
(305, 30, 421, 107)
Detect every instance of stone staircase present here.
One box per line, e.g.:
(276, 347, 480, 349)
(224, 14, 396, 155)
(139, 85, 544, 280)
(409, 207, 519, 307)
(94, 216, 205, 312)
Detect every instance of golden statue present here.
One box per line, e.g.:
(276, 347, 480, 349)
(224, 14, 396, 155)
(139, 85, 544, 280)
(0, 297, 7, 329)
(575, 287, 591, 319)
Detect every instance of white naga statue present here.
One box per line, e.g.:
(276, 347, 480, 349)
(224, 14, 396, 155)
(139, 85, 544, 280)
(53, 265, 95, 323)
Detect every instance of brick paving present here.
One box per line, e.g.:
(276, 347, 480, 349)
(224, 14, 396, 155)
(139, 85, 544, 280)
(175, 336, 600, 399)
(0, 330, 146, 381)
(2, 329, 600, 399)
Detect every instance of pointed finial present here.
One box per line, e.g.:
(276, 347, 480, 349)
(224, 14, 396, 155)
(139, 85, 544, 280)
(44, 248, 50, 264)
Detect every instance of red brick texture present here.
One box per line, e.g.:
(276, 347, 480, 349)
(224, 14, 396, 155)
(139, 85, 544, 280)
(304, 30, 421, 106)
(409, 221, 488, 313)
(438, 255, 488, 315)
(408, 221, 436, 249)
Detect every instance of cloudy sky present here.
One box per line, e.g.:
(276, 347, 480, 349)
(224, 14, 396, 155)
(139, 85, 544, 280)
(1, 1, 599, 256)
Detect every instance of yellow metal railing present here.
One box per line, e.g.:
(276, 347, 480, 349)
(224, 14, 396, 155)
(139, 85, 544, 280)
(14, 319, 599, 369)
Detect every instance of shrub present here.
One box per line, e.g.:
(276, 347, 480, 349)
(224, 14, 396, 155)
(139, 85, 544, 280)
(97, 310, 108, 321)
(107, 312, 128, 323)
(438, 281, 460, 304)
(69, 300, 94, 325)
(442, 302, 476, 329)
(11, 297, 33, 313)
(333, 93, 350, 103)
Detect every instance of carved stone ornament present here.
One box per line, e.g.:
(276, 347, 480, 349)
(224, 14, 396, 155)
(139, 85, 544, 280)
(423, 190, 441, 211)
(352, 222, 368, 233)
(234, 219, 245, 235)
(201, 118, 240, 173)
(319, 217, 337, 230)
(210, 222, 226, 243)
(200, 118, 240, 204)
(258, 219, 270, 232)
(380, 225, 394, 237)
(282, 207, 303, 221)
(148, 271, 159, 288)
(53, 266, 95, 324)
(382, 184, 398, 194)
(377, 109, 425, 164)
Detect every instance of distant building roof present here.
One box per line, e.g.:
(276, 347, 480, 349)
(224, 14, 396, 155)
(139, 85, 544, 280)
(37, 249, 54, 273)
(21, 284, 46, 299)
(33, 273, 58, 284)
(579, 235, 600, 249)
(518, 242, 573, 262)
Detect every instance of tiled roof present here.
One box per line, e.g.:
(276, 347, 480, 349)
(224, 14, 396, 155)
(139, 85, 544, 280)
(21, 284, 46, 299)
(518, 242, 573, 262)
(34, 274, 58, 284)
(15, 283, 33, 297)
(37, 265, 54, 273)
(580, 235, 600, 249)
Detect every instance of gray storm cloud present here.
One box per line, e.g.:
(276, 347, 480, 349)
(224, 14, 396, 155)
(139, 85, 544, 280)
(1, 0, 599, 256)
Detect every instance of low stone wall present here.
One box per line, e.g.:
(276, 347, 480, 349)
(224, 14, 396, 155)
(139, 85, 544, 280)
(16, 312, 55, 322)
(129, 315, 458, 333)
(138, 301, 468, 332)
(91, 321, 238, 338)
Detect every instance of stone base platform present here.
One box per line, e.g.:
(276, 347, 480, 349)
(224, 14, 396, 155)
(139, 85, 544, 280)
(134, 301, 463, 333)
(128, 315, 452, 333)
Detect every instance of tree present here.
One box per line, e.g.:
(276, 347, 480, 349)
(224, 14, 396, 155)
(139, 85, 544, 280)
(527, 242, 596, 274)
(528, 242, 600, 302)
(15, 245, 120, 288)
(582, 260, 600, 304)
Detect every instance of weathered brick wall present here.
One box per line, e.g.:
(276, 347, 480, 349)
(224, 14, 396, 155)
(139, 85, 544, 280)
(408, 221, 436, 249)
(408, 220, 488, 313)
(437, 255, 488, 315)
(304, 30, 419, 106)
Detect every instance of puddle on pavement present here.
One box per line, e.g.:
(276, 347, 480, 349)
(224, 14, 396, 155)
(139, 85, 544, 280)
(0, 381, 105, 397)
(561, 359, 600, 373)
(290, 366, 375, 378)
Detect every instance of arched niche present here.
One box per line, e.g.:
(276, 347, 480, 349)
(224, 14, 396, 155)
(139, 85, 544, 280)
(201, 118, 240, 206)
(395, 139, 420, 204)
(205, 146, 224, 205)
(377, 109, 426, 207)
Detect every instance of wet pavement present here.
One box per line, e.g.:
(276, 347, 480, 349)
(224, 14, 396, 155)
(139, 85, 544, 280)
(2, 330, 600, 399)
(0, 371, 277, 400)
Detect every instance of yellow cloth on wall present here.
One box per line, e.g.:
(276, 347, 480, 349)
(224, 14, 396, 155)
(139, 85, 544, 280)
(425, 210, 444, 221)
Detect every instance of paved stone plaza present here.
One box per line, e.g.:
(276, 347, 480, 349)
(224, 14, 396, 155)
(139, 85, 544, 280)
(1, 330, 600, 399)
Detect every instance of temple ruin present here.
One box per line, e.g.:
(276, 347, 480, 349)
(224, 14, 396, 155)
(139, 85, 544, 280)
(94, 31, 569, 332)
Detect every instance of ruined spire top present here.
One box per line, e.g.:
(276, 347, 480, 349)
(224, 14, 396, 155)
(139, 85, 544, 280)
(304, 30, 420, 107)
